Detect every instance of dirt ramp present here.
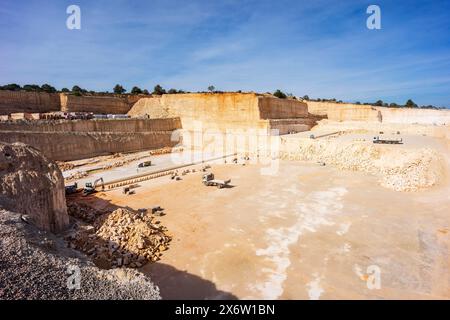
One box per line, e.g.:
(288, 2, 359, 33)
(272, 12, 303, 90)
(0, 142, 69, 232)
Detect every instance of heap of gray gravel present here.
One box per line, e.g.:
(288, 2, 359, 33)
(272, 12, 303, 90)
(0, 209, 161, 300)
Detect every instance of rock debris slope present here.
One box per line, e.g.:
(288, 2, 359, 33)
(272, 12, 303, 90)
(0, 209, 160, 300)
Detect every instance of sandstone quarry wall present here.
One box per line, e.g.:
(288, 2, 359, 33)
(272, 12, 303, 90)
(305, 101, 331, 116)
(0, 142, 69, 233)
(268, 118, 317, 135)
(128, 93, 311, 133)
(313, 120, 450, 139)
(327, 105, 381, 122)
(374, 107, 450, 125)
(127, 96, 167, 118)
(306, 101, 450, 125)
(258, 97, 308, 119)
(0, 132, 177, 161)
(0, 118, 181, 161)
(60, 94, 137, 114)
(0, 118, 181, 133)
(0, 91, 141, 115)
(0, 91, 61, 115)
(306, 101, 380, 121)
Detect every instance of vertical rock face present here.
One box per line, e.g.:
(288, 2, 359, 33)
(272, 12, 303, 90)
(60, 94, 136, 114)
(0, 118, 182, 161)
(128, 93, 310, 133)
(0, 91, 61, 115)
(0, 142, 69, 233)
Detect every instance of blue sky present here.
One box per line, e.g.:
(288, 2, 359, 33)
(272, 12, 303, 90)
(1, 0, 449, 107)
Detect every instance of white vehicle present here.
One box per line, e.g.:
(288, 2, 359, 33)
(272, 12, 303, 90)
(202, 173, 231, 189)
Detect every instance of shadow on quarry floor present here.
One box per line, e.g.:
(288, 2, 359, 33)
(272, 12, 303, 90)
(145, 262, 238, 300)
(66, 193, 238, 300)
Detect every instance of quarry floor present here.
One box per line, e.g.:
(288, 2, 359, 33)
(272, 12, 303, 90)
(84, 159, 450, 300)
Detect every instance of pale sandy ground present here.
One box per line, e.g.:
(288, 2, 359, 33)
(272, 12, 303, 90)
(65, 122, 450, 299)
(87, 157, 449, 300)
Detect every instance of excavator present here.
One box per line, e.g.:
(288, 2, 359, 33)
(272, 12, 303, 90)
(82, 177, 104, 196)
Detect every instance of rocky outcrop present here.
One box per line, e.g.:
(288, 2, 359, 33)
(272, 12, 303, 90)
(0, 142, 69, 232)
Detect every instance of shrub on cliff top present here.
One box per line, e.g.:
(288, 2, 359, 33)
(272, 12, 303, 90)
(405, 99, 418, 108)
(41, 84, 57, 93)
(273, 89, 287, 99)
(23, 84, 41, 92)
(113, 84, 126, 94)
(131, 86, 143, 94)
(71, 85, 87, 94)
(153, 84, 166, 95)
(0, 83, 22, 91)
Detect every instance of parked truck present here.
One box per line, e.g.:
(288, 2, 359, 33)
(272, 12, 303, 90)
(65, 182, 78, 195)
(373, 136, 403, 144)
(202, 173, 231, 189)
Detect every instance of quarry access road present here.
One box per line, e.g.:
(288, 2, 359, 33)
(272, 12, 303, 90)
(63, 150, 235, 188)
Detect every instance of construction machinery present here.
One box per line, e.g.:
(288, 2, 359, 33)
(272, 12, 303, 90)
(65, 182, 78, 195)
(373, 136, 403, 144)
(138, 161, 152, 168)
(171, 171, 181, 180)
(202, 173, 231, 189)
(151, 206, 164, 215)
(83, 177, 104, 196)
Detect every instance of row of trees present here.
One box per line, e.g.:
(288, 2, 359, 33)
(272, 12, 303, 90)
(1, 84, 444, 109)
(0, 83, 188, 96)
(0, 83, 58, 93)
(278, 92, 444, 109)
(371, 99, 419, 108)
(358, 99, 442, 109)
(0, 83, 224, 95)
(112, 84, 188, 95)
